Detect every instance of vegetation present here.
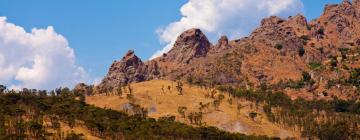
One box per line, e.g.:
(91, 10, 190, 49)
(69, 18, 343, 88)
(300, 35, 310, 45)
(309, 62, 323, 70)
(0, 85, 272, 140)
(325, 68, 360, 89)
(298, 46, 305, 57)
(274, 44, 283, 50)
(176, 80, 184, 95)
(272, 71, 314, 90)
(217, 86, 360, 139)
(317, 27, 325, 35)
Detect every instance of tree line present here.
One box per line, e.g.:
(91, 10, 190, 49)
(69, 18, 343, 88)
(0, 86, 273, 140)
(217, 85, 360, 140)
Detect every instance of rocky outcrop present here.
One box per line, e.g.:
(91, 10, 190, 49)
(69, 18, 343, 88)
(163, 28, 211, 64)
(97, 50, 162, 92)
(212, 36, 232, 53)
(250, 16, 304, 51)
(93, 0, 360, 100)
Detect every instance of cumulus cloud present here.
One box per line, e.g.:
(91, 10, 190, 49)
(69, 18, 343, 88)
(0, 17, 88, 90)
(151, 0, 304, 59)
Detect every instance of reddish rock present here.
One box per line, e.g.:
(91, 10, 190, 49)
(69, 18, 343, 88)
(94, 0, 360, 100)
(164, 28, 211, 64)
(212, 36, 232, 53)
(97, 50, 162, 92)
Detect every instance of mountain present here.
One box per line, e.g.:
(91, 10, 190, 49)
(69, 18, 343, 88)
(95, 0, 360, 101)
(65, 1, 360, 139)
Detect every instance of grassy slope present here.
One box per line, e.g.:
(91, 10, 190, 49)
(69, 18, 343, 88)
(87, 80, 300, 138)
(44, 121, 102, 140)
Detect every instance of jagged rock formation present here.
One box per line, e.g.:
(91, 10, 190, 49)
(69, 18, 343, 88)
(211, 36, 232, 53)
(97, 50, 162, 92)
(164, 28, 211, 64)
(95, 0, 360, 100)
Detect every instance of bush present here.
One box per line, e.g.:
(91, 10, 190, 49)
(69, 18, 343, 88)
(309, 62, 322, 70)
(330, 58, 337, 67)
(300, 35, 310, 45)
(298, 47, 305, 57)
(275, 44, 283, 50)
(249, 112, 258, 120)
(302, 72, 312, 82)
(317, 27, 325, 35)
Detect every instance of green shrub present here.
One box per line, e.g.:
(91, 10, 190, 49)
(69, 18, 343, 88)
(309, 62, 322, 70)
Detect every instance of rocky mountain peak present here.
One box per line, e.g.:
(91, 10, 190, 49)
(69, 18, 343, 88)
(118, 50, 143, 69)
(164, 28, 211, 64)
(289, 14, 308, 27)
(251, 15, 303, 51)
(92, 0, 360, 101)
(218, 35, 229, 46)
(123, 50, 136, 60)
(260, 16, 285, 27)
(212, 35, 232, 53)
(324, 0, 356, 16)
(97, 50, 162, 92)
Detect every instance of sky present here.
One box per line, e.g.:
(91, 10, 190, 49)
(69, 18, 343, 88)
(0, 0, 343, 90)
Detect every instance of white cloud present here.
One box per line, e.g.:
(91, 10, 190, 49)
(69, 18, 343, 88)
(151, 0, 304, 59)
(0, 17, 88, 90)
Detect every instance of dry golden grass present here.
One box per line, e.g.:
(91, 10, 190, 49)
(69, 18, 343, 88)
(44, 117, 102, 140)
(87, 80, 300, 138)
(58, 122, 102, 140)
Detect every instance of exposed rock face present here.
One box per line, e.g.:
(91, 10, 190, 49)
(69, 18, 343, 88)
(250, 16, 304, 51)
(97, 50, 162, 92)
(95, 0, 360, 100)
(212, 36, 232, 53)
(164, 28, 211, 64)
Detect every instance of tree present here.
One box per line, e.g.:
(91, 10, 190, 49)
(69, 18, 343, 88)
(28, 120, 45, 138)
(302, 71, 312, 82)
(0, 85, 6, 94)
(199, 102, 209, 112)
(275, 44, 283, 50)
(193, 112, 203, 125)
(317, 27, 325, 35)
(167, 86, 171, 93)
(178, 106, 187, 118)
(298, 47, 305, 57)
(187, 112, 194, 124)
(249, 112, 258, 121)
(213, 100, 220, 110)
(217, 94, 225, 102)
(176, 81, 184, 95)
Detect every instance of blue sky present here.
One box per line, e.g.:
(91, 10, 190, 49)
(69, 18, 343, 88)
(0, 0, 343, 89)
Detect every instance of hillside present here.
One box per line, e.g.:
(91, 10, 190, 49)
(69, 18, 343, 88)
(75, 0, 360, 139)
(86, 80, 299, 138)
(95, 0, 360, 101)
(0, 88, 274, 140)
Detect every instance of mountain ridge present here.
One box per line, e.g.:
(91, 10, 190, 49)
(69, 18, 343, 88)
(91, 0, 360, 100)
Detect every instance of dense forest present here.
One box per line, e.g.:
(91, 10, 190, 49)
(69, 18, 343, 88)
(0, 85, 272, 140)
